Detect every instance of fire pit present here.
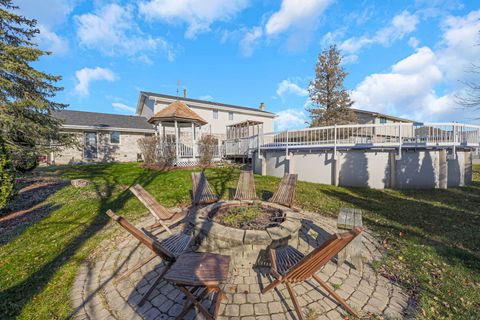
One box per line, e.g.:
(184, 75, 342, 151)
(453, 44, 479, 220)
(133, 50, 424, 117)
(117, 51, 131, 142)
(191, 200, 302, 267)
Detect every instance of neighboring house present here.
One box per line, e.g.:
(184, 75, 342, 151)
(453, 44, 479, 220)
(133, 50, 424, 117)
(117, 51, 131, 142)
(353, 109, 413, 124)
(136, 91, 276, 140)
(50, 110, 155, 164)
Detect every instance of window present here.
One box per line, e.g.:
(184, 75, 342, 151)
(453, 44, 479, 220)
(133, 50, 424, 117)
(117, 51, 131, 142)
(213, 109, 218, 119)
(229, 112, 233, 121)
(379, 117, 387, 124)
(110, 131, 120, 144)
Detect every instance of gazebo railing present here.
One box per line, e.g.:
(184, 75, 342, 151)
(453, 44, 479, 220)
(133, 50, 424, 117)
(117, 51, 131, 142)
(159, 141, 224, 159)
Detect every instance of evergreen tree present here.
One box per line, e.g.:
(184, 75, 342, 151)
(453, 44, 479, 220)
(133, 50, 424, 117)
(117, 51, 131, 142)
(0, 0, 72, 207)
(0, 0, 71, 158)
(307, 44, 357, 126)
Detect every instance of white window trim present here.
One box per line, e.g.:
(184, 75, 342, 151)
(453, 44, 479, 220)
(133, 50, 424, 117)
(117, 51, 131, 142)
(110, 131, 121, 144)
(229, 111, 233, 121)
(213, 109, 219, 119)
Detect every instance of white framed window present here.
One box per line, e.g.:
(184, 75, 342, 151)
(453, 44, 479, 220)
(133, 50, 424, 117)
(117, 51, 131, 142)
(229, 112, 233, 121)
(213, 109, 219, 119)
(379, 117, 387, 124)
(110, 131, 120, 144)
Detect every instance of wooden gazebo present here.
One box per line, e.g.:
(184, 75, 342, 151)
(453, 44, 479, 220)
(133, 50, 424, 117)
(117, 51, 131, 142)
(148, 100, 208, 164)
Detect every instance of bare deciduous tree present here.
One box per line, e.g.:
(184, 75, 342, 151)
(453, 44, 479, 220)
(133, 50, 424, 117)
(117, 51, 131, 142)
(457, 64, 480, 111)
(198, 134, 217, 166)
(138, 136, 158, 165)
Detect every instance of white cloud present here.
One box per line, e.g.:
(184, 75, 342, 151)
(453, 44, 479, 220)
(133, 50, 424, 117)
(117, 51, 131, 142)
(14, 0, 77, 28)
(265, 0, 331, 35)
(75, 3, 174, 61)
(275, 108, 307, 131)
(139, 0, 248, 38)
(112, 102, 136, 114)
(351, 10, 480, 122)
(276, 79, 308, 99)
(240, 27, 263, 57)
(36, 25, 69, 55)
(351, 47, 445, 120)
(437, 10, 480, 81)
(198, 95, 214, 101)
(14, 0, 76, 55)
(340, 11, 419, 54)
(408, 36, 420, 48)
(74, 67, 118, 96)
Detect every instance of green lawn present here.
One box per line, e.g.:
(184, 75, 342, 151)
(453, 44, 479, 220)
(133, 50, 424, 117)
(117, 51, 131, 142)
(0, 163, 479, 319)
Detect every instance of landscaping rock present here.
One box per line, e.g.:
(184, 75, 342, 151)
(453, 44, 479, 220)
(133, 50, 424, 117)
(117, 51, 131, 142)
(71, 179, 91, 187)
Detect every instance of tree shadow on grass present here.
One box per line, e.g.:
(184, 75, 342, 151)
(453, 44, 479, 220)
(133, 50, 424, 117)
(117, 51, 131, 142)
(208, 166, 236, 199)
(0, 165, 160, 319)
(320, 186, 480, 269)
(0, 178, 69, 246)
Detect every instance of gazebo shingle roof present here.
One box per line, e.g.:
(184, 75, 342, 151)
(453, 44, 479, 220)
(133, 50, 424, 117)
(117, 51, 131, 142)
(148, 100, 208, 125)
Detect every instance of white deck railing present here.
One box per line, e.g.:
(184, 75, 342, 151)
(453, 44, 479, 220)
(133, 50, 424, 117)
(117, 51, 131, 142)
(224, 122, 480, 157)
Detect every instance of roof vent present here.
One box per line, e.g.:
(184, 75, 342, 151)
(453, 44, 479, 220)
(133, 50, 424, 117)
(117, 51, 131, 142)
(259, 102, 265, 111)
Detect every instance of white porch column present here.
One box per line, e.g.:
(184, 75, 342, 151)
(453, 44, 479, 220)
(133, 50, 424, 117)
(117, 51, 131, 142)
(174, 120, 179, 164)
(157, 121, 162, 140)
(191, 122, 196, 158)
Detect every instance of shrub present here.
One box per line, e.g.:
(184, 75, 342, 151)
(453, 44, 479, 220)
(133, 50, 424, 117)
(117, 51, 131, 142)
(11, 149, 39, 173)
(198, 134, 217, 166)
(158, 144, 176, 167)
(0, 138, 15, 209)
(138, 136, 158, 165)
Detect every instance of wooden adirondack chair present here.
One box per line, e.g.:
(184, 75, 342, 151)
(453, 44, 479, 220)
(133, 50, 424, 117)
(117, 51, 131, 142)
(106, 210, 194, 306)
(191, 172, 219, 206)
(262, 227, 364, 319)
(268, 173, 298, 208)
(234, 170, 258, 200)
(130, 184, 187, 234)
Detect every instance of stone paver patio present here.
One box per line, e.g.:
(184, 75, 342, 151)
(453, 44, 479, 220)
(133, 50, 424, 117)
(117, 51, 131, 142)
(71, 211, 410, 319)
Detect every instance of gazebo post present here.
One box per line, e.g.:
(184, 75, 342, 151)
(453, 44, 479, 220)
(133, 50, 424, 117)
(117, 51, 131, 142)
(191, 122, 196, 159)
(174, 120, 179, 164)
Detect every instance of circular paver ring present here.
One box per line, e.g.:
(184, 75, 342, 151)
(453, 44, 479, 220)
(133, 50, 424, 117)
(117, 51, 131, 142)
(71, 212, 411, 320)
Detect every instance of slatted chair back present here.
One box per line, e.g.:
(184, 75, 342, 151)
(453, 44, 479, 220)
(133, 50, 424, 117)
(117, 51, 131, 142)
(106, 209, 174, 261)
(269, 173, 298, 208)
(130, 184, 173, 220)
(284, 227, 363, 282)
(234, 170, 257, 200)
(191, 172, 219, 205)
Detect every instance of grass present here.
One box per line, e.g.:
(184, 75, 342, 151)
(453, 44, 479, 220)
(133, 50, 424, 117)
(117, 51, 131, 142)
(0, 162, 479, 319)
(220, 203, 264, 227)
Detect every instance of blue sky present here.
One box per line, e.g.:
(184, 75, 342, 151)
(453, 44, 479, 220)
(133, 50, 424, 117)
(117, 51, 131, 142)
(14, 0, 480, 130)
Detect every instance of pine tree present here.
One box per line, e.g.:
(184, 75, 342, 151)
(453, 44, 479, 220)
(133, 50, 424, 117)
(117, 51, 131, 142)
(307, 44, 357, 126)
(0, 0, 71, 158)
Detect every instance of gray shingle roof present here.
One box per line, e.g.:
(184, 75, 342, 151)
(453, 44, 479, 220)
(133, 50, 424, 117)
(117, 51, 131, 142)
(141, 91, 276, 116)
(52, 110, 155, 131)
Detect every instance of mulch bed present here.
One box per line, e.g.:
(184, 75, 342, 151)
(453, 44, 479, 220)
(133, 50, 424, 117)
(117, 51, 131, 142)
(0, 177, 69, 233)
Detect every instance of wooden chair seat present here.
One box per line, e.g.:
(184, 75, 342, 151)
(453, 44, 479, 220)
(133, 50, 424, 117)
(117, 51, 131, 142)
(191, 172, 219, 206)
(272, 246, 305, 275)
(159, 232, 194, 258)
